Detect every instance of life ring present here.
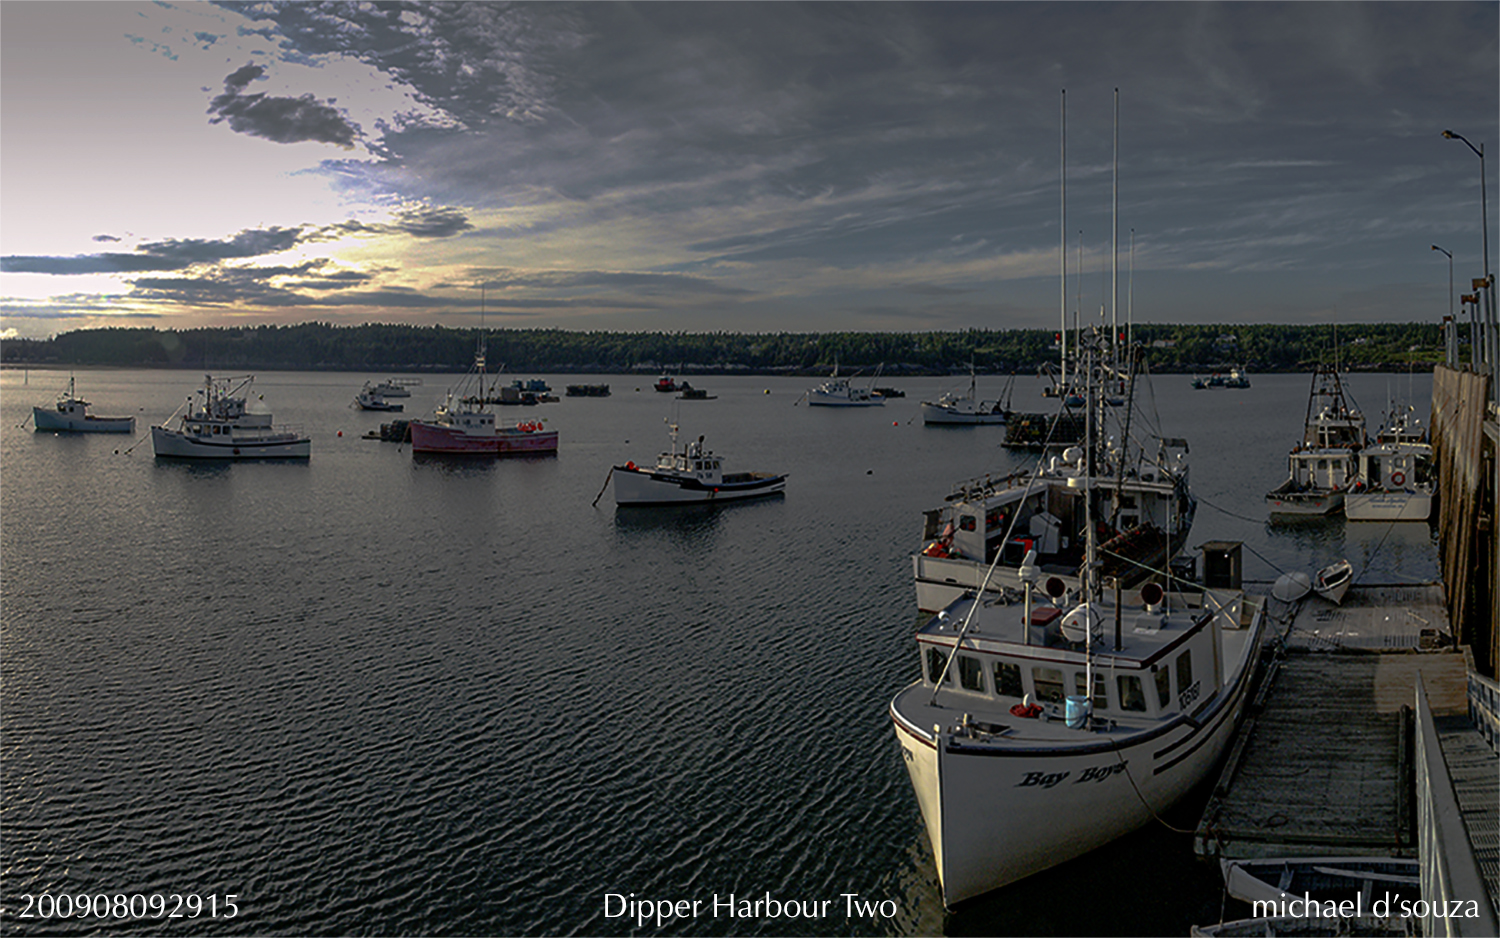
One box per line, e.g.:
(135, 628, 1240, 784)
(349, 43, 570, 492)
(1390, 471, 1405, 487)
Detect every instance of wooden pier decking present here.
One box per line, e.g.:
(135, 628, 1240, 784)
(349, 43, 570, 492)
(1195, 585, 1469, 861)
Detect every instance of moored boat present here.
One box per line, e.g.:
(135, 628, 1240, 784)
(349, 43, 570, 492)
(354, 382, 404, 411)
(565, 384, 611, 397)
(892, 563, 1265, 905)
(804, 363, 884, 407)
(151, 375, 309, 459)
(1220, 855, 1419, 909)
(409, 341, 559, 456)
(1314, 559, 1353, 605)
(921, 367, 1013, 425)
(611, 422, 785, 506)
(32, 376, 134, 433)
(373, 377, 419, 398)
(1345, 406, 1434, 522)
(1266, 365, 1365, 519)
(654, 373, 680, 393)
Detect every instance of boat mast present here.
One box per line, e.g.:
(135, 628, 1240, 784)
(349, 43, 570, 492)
(1112, 88, 1119, 378)
(1060, 89, 1068, 388)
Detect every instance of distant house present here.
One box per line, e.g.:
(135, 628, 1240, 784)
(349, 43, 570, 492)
(1151, 339, 1177, 349)
(1215, 333, 1239, 348)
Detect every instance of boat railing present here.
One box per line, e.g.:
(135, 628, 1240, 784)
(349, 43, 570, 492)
(236, 423, 305, 441)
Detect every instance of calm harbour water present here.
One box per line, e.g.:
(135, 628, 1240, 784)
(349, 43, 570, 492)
(1, 366, 1437, 937)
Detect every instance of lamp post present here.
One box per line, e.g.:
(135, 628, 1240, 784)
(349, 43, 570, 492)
(1433, 245, 1456, 366)
(1443, 130, 1496, 396)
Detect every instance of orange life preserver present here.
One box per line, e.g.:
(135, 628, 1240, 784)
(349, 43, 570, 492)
(923, 540, 950, 559)
(1391, 471, 1405, 487)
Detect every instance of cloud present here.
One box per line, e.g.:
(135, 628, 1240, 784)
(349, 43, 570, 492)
(207, 62, 360, 147)
(2, 226, 307, 274)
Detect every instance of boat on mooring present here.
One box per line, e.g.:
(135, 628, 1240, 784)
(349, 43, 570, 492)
(408, 341, 559, 456)
(1345, 406, 1434, 522)
(372, 377, 420, 398)
(1266, 364, 1365, 519)
(354, 382, 404, 412)
(804, 363, 884, 407)
(611, 422, 785, 506)
(151, 375, 310, 459)
(32, 376, 134, 433)
(920, 367, 1013, 425)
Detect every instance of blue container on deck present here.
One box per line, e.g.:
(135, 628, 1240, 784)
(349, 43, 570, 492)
(1065, 695, 1091, 729)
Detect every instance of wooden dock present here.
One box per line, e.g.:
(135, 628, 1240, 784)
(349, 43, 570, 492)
(1195, 585, 1468, 861)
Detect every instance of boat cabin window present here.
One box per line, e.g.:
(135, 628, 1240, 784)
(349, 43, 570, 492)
(959, 515, 977, 532)
(925, 647, 951, 685)
(1031, 667, 1065, 704)
(1117, 675, 1147, 712)
(1155, 666, 1171, 708)
(993, 661, 1023, 698)
(958, 656, 985, 693)
(1074, 672, 1107, 710)
(1175, 651, 1193, 698)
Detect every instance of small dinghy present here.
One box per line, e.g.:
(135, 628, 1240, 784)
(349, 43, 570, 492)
(1272, 571, 1313, 603)
(1314, 559, 1353, 605)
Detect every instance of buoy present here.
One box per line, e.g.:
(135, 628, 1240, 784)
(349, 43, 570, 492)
(337, 430, 342, 437)
(892, 420, 898, 426)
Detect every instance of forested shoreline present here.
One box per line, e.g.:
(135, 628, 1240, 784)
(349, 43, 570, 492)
(0, 321, 1450, 374)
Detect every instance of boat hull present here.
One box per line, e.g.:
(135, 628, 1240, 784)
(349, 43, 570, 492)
(892, 662, 1255, 906)
(921, 402, 1008, 425)
(33, 408, 134, 433)
(613, 467, 785, 505)
(151, 426, 310, 459)
(1344, 489, 1432, 522)
(807, 394, 882, 407)
(409, 421, 559, 455)
(1266, 490, 1343, 517)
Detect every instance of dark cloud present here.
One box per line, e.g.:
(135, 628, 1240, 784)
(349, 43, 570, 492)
(3, 227, 308, 274)
(207, 62, 360, 147)
(318, 206, 474, 240)
(92, 234, 122, 243)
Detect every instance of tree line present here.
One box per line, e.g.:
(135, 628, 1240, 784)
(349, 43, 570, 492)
(0, 321, 1452, 373)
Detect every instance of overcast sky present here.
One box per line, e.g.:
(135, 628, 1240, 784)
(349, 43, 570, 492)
(2, 1, 1496, 340)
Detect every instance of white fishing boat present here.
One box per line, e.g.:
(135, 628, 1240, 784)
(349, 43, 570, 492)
(354, 382, 404, 412)
(804, 363, 884, 407)
(32, 376, 134, 433)
(1314, 559, 1353, 605)
(1266, 365, 1365, 518)
(1345, 406, 1434, 522)
(611, 422, 785, 506)
(372, 377, 419, 398)
(921, 367, 1013, 425)
(151, 375, 309, 459)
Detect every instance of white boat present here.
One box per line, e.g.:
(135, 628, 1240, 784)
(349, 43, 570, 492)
(372, 377, 419, 398)
(611, 422, 785, 506)
(1345, 406, 1434, 522)
(32, 376, 134, 433)
(1314, 559, 1353, 604)
(151, 375, 309, 459)
(354, 382, 403, 412)
(921, 368, 1013, 425)
(892, 563, 1265, 905)
(409, 339, 558, 456)
(805, 363, 884, 407)
(1267, 365, 1365, 518)
(1220, 855, 1419, 908)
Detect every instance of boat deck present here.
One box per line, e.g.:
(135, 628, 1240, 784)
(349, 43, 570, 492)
(1195, 584, 1468, 862)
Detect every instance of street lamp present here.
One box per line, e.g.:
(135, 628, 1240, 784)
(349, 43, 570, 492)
(1433, 245, 1456, 366)
(1443, 130, 1496, 389)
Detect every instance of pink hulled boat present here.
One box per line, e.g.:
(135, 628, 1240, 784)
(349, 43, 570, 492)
(409, 338, 558, 456)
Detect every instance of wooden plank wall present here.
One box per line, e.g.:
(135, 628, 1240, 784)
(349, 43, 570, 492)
(1431, 366, 1497, 676)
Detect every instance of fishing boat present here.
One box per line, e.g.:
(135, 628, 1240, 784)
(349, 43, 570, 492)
(1266, 365, 1365, 519)
(372, 377, 420, 398)
(151, 375, 309, 459)
(610, 422, 785, 506)
(1314, 559, 1353, 605)
(804, 363, 884, 407)
(654, 373, 680, 393)
(32, 376, 134, 433)
(354, 382, 403, 412)
(408, 339, 558, 456)
(892, 339, 1264, 904)
(1222, 366, 1250, 389)
(677, 383, 715, 400)
(566, 384, 611, 397)
(921, 367, 1013, 425)
(1345, 406, 1434, 522)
